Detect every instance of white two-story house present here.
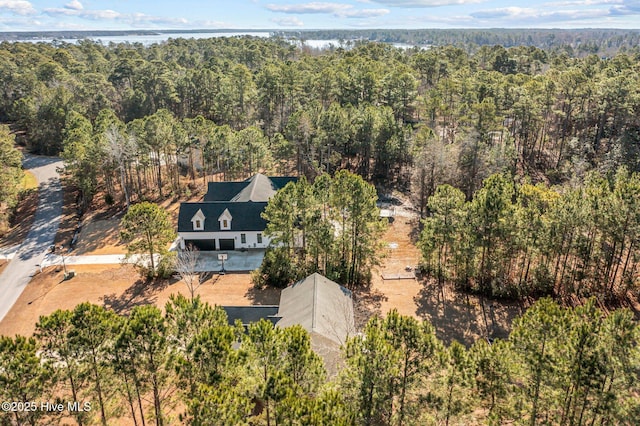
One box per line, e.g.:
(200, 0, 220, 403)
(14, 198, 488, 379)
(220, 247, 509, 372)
(177, 174, 297, 251)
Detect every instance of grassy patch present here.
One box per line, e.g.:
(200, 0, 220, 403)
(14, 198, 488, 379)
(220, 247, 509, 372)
(21, 170, 38, 191)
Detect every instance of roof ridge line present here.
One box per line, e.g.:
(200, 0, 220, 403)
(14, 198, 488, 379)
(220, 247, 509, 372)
(249, 174, 260, 201)
(311, 273, 318, 331)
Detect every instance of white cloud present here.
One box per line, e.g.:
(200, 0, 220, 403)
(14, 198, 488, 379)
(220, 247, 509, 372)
(271, 16, 304, 26)
(267, 2, 354, 14)
(266, 2, 389, 17)
(85, 9, 121, 20)
(470, 6, 609, 21)
(465, 0, 640, 24)
(343, 8, 389, 16)
(44, 7, 121, 20)
(64, 0, 83, 11)
(543, 0, 621, 6)
(43, 6, 193, 26)
(367, 0, 482, 7)
(0, 0, 36, 15)
(609, 0, 640, 14)
(132, 13, 189, 25)
(192, 19, 235, 28)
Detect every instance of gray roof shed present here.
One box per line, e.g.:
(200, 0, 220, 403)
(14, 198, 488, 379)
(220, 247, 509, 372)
(276, 273, 355, 346)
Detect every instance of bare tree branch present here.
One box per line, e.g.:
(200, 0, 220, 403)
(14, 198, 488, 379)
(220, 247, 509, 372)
(174, 244, 202, 301)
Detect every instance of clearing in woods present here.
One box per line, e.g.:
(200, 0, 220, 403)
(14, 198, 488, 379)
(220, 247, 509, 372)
(357, 212, 524, 346)
(0, 264, 278, 337)
(2, 185, 523, 347)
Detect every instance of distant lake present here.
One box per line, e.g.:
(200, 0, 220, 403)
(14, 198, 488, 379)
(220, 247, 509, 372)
(7, 31, 429, 50)
(294, 38, 429, 50)
(11, 31, 272, 46)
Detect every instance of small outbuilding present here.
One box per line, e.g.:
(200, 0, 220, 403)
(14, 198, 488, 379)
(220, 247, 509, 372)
(221, 273, 356, 374)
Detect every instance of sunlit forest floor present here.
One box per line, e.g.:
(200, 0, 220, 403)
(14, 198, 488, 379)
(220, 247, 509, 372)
(70, 179, 205, 256)
(0, 183, 38, 249)
(0, 173, 39, 276)
(356, 215, 525, 346)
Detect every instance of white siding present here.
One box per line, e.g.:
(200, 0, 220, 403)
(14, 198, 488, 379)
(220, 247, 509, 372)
(179, 231, 272, 250)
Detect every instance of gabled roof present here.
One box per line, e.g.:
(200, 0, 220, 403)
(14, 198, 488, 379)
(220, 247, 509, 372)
(217, 208, 232, 221)
(191, 208, 205, 221)
(269, 176, 298, 190)
(178, 202, 268, 232)
(180, 174, 298, 233)
(231, 173, 278, 202)
(203, 174, 298, 202)
(203, 182, 248, 202)
(276, 273, 355, 346)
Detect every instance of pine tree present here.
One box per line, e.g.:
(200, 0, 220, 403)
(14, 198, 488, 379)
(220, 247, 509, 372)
(119, 201, 176, 277)
(0, 335, 55, 426)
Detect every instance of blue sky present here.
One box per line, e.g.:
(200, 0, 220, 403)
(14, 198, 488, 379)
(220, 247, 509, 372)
(1, 0, 639, 31)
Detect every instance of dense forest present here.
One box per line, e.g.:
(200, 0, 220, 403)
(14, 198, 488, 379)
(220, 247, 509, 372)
(282, 28, 640, 56)
(1, 33, 639, 297)
(0, 32, 640, 424)
(420, 169, 640, 300)
(257, 171, 387, 288)
(1, 35, 639, 189)
(0, 125, 23, 231)
(1, 297, 638, 425)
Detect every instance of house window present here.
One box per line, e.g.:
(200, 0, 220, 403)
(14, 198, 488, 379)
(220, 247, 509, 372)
(223, 219, 228, 228)
(257, 233, 263, 244)
(241, 233, 246, 244)
(195, 220, 201, 229)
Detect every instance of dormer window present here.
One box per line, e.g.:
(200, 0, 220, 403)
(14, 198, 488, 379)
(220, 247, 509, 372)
(218, 208, 232, 230)
(191, 209, 205, 231)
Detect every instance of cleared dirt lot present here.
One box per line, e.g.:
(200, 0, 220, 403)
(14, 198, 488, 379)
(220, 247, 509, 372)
(73, 217, 127, 255)
(2, 195, 524, 346)
(74, 191, 200, 256)
(358, 215, 525, 346)
(0, 264, 279, 337)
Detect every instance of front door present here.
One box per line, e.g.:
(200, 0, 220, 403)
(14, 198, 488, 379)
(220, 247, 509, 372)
(218, 238, 235, 250)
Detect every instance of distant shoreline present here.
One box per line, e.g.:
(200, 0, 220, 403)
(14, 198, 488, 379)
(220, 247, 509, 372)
(1, 28, 638, 51)
(0, 29, 274, 41)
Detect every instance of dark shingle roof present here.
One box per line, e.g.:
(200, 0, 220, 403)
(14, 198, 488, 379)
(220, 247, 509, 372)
(203, 182, 249, 201)
(181, 174, 298, 232)
(269, 176, 298, 190)
(178, 202, 268, 232)
(203, 174, 298, 202)
(223, 306, 280, 327)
